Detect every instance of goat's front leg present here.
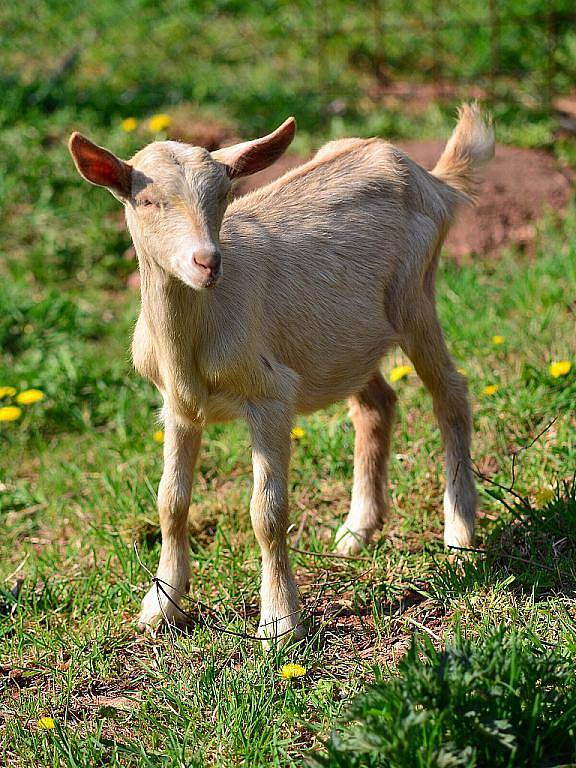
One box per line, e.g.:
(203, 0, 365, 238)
(138, 416, 202, 632)
(246, 400, 303, 646)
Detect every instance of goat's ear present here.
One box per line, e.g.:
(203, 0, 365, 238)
(212, 117, 296, 179)
(68, 132, 132, 200)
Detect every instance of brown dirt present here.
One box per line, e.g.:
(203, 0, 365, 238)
(236, 142, 573, 259)
(367, 79, 488, 117)
(168, 107, 239, 151)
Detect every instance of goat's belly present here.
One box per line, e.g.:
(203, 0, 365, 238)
(295, 341, 396, 413)
(296, 370, 377, 413)
(205, 392, 245, 423)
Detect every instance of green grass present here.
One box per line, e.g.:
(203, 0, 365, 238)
(1, 3, 576, 765)
(1, 1, 575, 146)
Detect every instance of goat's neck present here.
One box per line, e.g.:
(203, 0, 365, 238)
(138, 253, 206, 360)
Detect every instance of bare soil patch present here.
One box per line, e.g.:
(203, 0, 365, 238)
(399, 140, 572, 258)
(168, 106, 239, 151)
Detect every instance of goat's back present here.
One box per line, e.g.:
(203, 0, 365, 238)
(228, 137, 460, 250)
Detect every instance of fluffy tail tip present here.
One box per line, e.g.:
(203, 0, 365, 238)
(456, 102, 495, 168)
(433, 102, 495, 200)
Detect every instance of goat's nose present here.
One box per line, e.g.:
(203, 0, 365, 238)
(193, 246, 221, 276)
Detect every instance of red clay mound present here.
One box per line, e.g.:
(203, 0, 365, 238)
(397, 140, 573, 258)
(236, 142, 573, 259)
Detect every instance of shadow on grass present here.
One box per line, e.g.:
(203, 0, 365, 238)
(428, 479, 576, 603)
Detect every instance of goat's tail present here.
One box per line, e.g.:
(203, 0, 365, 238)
(431, 103, 494, 201)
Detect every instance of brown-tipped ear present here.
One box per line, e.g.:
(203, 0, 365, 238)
(68, 132, 132, 199)
(211, 117, 296, 179)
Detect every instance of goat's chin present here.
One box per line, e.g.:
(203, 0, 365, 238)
(175, 267, 221, 291)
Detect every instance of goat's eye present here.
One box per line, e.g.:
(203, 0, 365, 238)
(134, 196, 165, 212)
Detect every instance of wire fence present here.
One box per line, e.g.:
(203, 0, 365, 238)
(304, 1, 576, 117)
(3, 1, 576, 132)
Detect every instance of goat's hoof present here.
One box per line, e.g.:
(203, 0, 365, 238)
(334, 524, 370, 556)
(137, 586, 181, 634)
(443, 522, 474, 551)
(257, 614, 306, 650)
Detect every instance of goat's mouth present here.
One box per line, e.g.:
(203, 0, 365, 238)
(198, 270, 222, 290)
(173, 250, 223, 291)
(177, 264, 222, 291)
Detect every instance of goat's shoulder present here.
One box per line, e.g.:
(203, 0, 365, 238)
(312, 137, 373, 162)
(230, 137, 408, 215)
(286, 136, 407, 183)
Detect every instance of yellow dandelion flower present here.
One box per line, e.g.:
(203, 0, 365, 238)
(492, 335, 505, 345)
(0, 386, 17, 398)
(153, 430, 164, 443)
(148, 113, 172, 133)
(38, 717, 55, 730)
(279, 663, 307, 680)
(121, 117, 138, 132)
(535, 487, 555, 506)
(549, 360, 571, 378)
(0, 406, 22, 422)
(16, 389, 44, 405)
(482, 384, 498, 396)
(290, 426, 305, 440)
(389, 365, 413, 383)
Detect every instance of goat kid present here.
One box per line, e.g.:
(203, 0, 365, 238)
(69, 105, 494, 644)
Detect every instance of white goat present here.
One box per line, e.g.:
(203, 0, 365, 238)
(69, 104, 494, 643)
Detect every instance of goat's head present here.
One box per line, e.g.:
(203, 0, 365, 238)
(68, 117, 296, 290)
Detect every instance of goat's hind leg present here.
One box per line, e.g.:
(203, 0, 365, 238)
(138, 417, 201, 632)
(401, 302, 476, 548)
(336, 372, 397, 555)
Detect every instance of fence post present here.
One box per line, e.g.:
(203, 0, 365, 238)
(431, 0, 442, 90)
(315, 0, 328, 124)
(371, 0, 387, 83)
(545, 0, 557, 115)
(488, 0, 499, 105)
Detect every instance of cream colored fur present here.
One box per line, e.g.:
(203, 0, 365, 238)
(69, 104, 494, 645)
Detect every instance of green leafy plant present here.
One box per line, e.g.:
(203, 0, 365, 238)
(314, 628, 576, 767)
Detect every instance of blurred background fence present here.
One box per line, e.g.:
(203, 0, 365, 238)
(312, 0, 576, 112)
(2, 0, 576, 138)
